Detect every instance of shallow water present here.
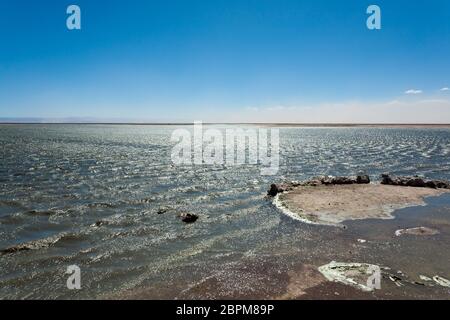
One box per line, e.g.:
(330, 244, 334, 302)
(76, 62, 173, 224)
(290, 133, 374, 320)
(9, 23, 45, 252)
(1, 124, 450, 299)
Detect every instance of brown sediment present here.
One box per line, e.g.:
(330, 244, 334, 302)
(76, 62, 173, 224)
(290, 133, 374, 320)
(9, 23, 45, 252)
(276, 264, 327, 299)
(275, 184, 449, 225)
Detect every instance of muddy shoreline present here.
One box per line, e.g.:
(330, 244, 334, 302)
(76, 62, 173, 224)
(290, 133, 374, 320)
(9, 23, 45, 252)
(112, 180, 450, 300)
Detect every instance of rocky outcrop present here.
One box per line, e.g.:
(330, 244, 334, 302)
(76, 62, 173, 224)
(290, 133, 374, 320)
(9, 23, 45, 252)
(179, 213, 198, 223)
(356, 175, 370, 184)
(380, 174, 450, 189)
(268, 183, 293, 196)
(268, 174, 450, 197)
(320, 176, 355, 185)
(316, 175, 370, 185)
(267, 175, 370, 196)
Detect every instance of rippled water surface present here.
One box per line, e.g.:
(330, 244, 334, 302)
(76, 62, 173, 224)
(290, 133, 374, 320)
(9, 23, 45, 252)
(1, 125, 450, 299)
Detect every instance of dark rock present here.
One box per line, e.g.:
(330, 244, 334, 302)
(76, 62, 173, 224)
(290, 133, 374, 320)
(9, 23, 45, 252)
(269, 174, 449, 203)
(389, 177, 402, 186)
(380, 174, 450, 189)
(317, 176, 356, 185)
(301, 179, 322, 187)
(425, 180, 437, 188)
(92, 220, 104, 227)
(381, 173, 393, 185)
(270, 175, 370, 192)
(319, 176, 333, 185)
(268, 183, 290, 196)
(27, 209, 53, 216)
(157, 208, 168, 214)
(406, 177, 426, 187)
(179, 213, 198, 223)
(434, 180, 450, 189)
(356, 175, 370, 184)
(332, 176, 357, 185)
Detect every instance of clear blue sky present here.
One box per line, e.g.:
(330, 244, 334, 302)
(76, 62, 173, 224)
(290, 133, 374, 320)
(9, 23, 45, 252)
(0, 0, 449, 122)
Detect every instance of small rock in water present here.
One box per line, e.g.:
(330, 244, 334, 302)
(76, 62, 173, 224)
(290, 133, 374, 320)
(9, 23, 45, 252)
(268, 184, 281, 196)
(357, 239, 367, 243)
(395, 227, 439, 237)
(267, 183, 291, 196)
(157, 208, 168, 214)
(179, 213, 198, 223)
(91, 220, 105, 227)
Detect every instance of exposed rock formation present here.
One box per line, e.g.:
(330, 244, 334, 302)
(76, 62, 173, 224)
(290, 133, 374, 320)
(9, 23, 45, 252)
(269, 174, 450, 197)
(381, 174, 450, 189)
(319, 175, 370, 185)
(179, 212, 198, 223)
(268, 183, 293, 197)
(267, 175, 370, 196)
(357, 175, 370, 184)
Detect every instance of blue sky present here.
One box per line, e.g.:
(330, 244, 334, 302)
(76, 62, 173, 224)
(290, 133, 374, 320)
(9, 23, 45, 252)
(0, 0, 449, 122)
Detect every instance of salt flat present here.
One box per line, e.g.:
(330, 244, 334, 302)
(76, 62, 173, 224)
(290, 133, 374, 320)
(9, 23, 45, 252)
(276, 184, 449, 225)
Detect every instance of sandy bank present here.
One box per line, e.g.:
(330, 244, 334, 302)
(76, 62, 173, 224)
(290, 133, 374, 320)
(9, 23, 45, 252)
(275, 183, 449, 225)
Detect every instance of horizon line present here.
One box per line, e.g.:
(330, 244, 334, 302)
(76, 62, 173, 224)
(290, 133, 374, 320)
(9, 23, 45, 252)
(2, 122, 450, 127)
